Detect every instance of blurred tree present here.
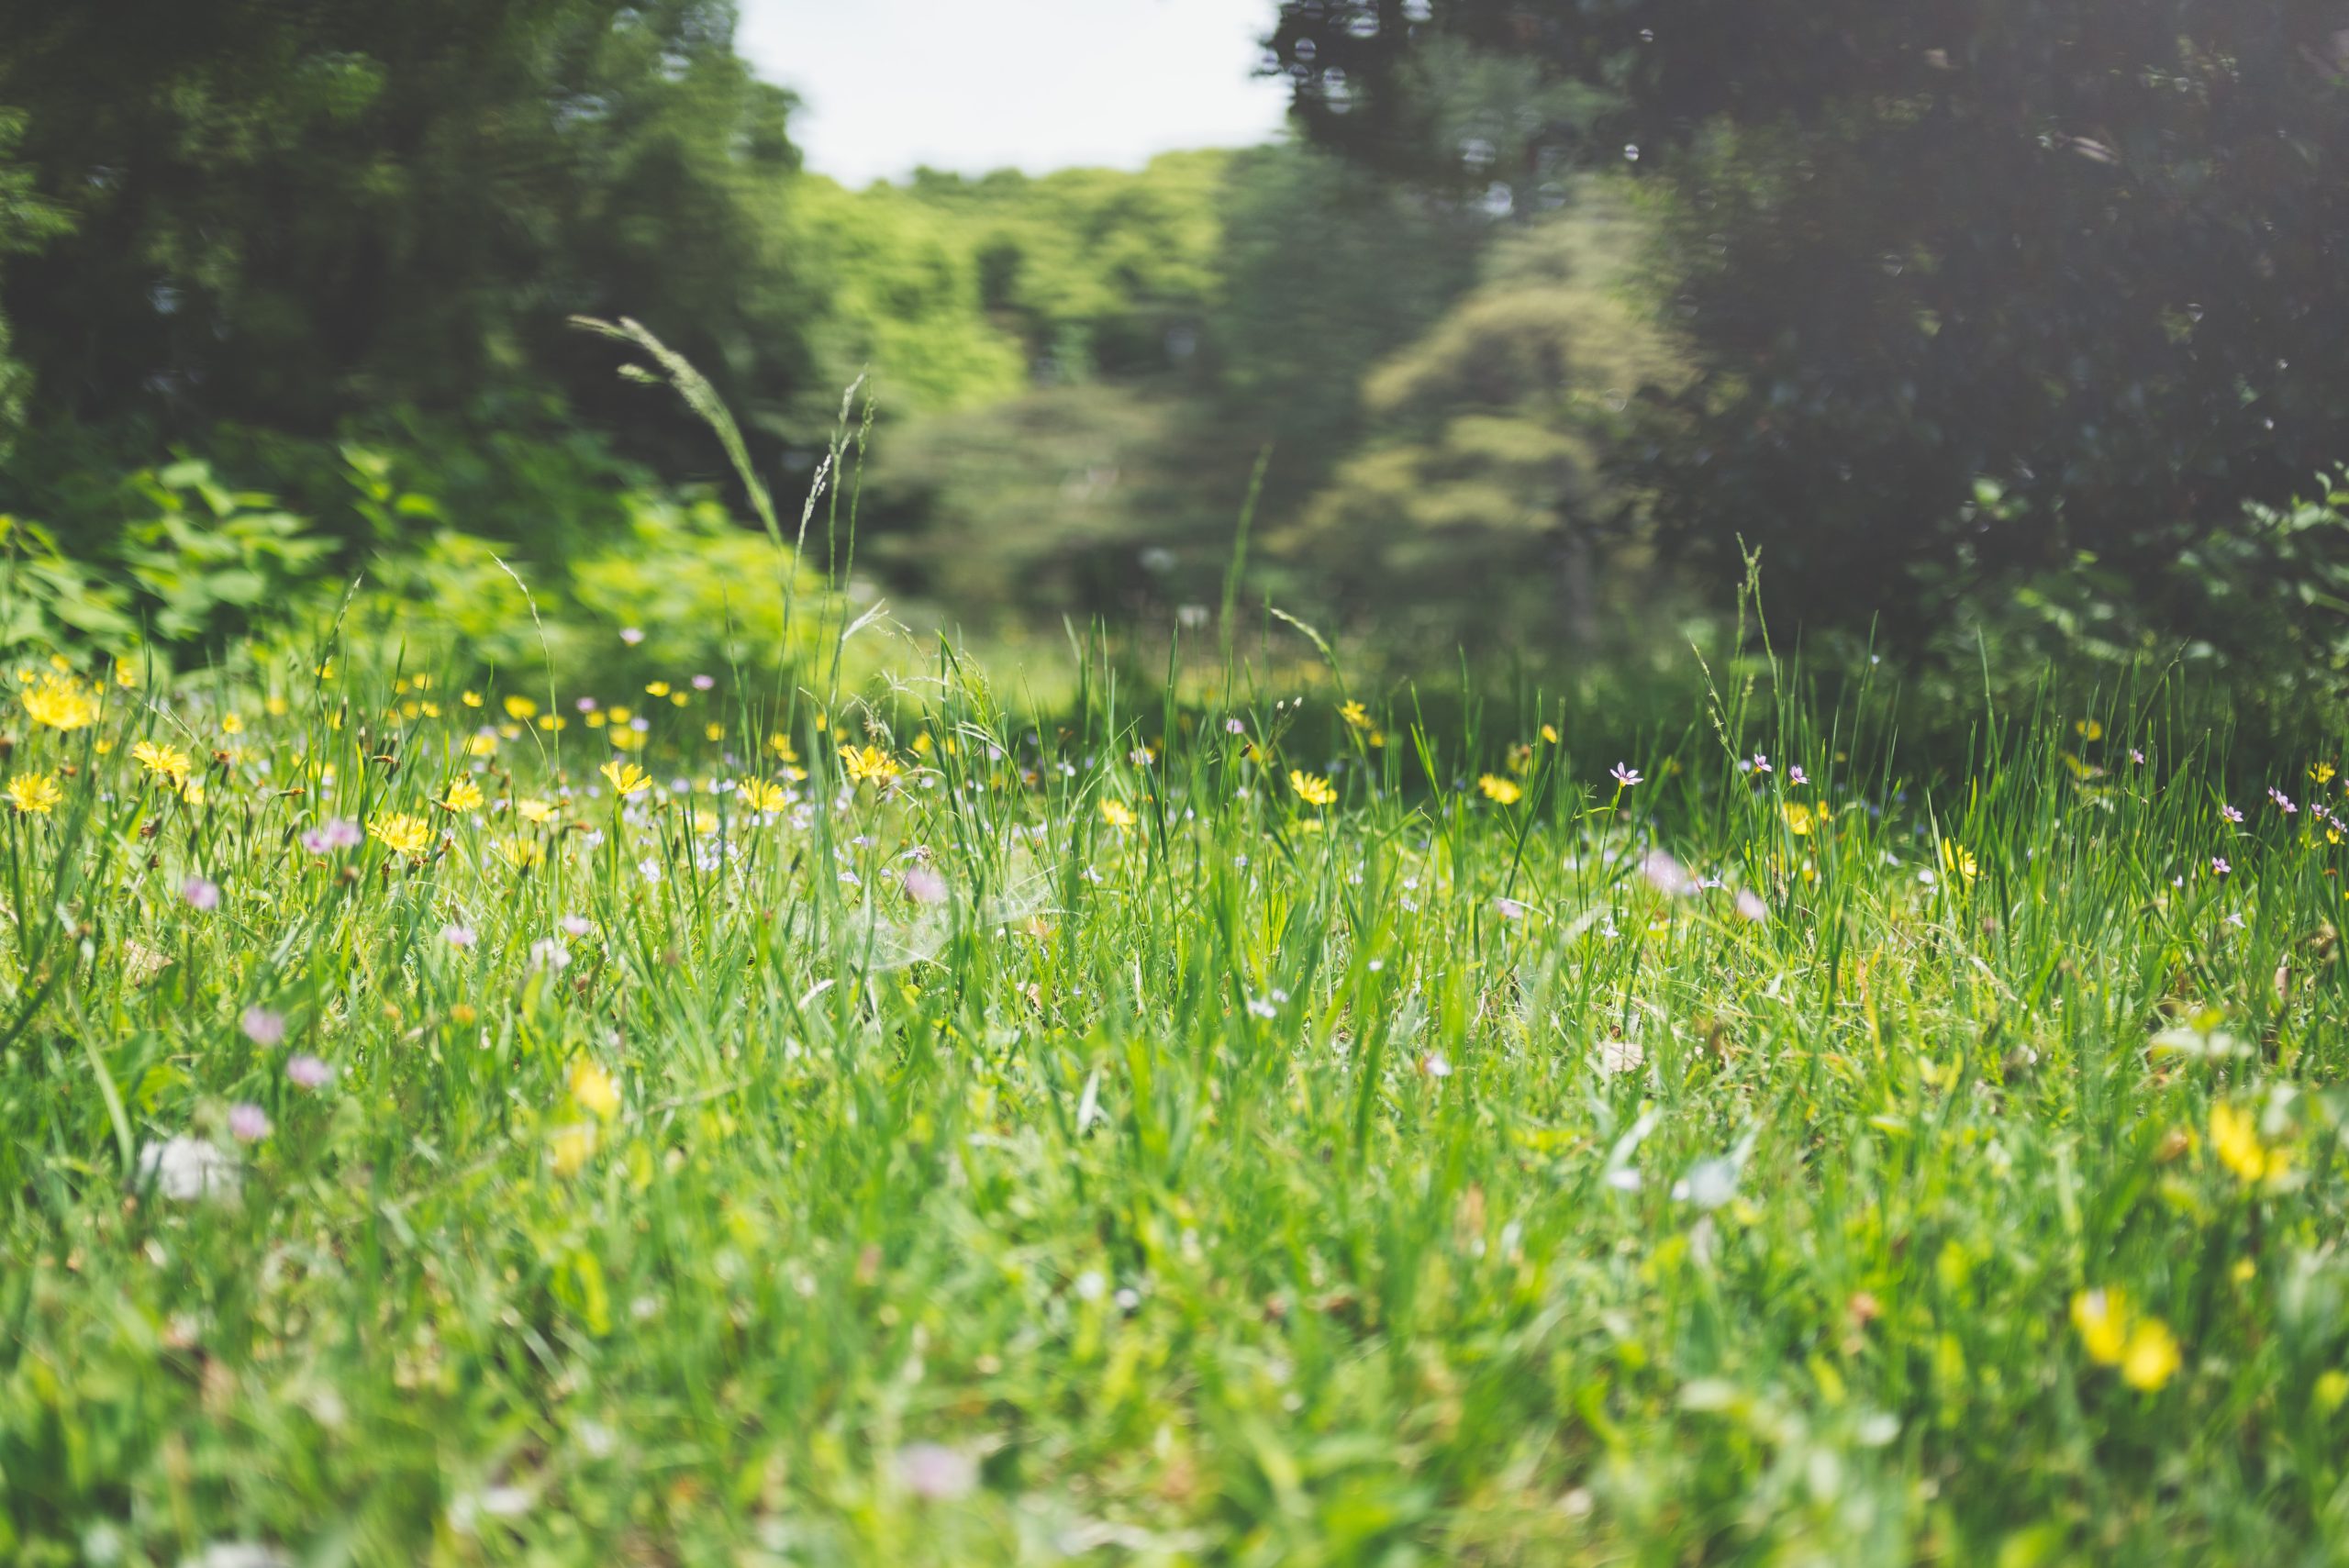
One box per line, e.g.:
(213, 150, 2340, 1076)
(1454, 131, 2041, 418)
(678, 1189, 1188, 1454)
(790, 179, 1028, 416)
(1269, 1, 2349, 631)
(900, 153, 1230, 382)
(0, 109, 67, 458)
(0, 0, 822, 473)
(1273, 186, 1681, 649)
(1208, 139, 1488, 516)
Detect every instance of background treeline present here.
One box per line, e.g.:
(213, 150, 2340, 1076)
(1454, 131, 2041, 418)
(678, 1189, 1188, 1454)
(2, 1, 2347, 718)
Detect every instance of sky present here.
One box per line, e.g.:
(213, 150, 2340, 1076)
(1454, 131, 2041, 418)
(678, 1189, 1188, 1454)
(735, 0, 1294, 187)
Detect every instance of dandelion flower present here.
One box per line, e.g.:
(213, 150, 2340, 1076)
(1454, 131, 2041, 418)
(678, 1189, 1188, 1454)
(2121, 1318, 2181, 1391)
(1339, 700, 1371, 731)
(1477, 774, 1522, 805)
(1099, 797, 1137, 829)
(6, 772, 61, 815)
(438, 777, 484, 814)
(2072, 1288, 2131, 1365)
(550, 1123, 598, 1176)
(368, 812, 433, 858)
(2210, 1101, 2288, 1186)
(22, 673, 100, 731)
(1289, 770, 1336, 807)
(600, 760, 652, 798)
(133, 740, 193, 787)
(839, 745, 900, 786)
(739, 779, 791, 813)
(1939, 838, 1978, 883)
(569, 1061, 621, 1122)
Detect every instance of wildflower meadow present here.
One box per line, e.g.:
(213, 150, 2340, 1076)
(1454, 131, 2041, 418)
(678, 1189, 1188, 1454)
(3, 628, 2347, 1567)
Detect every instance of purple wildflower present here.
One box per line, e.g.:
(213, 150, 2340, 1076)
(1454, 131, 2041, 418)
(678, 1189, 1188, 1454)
(240, 1006, 285, 1048)
(1610, 762, 1644, 788)
(285, 1054, 332, 1088)
(227, 1103, 271, 1141)
(182, 875, 220, 911)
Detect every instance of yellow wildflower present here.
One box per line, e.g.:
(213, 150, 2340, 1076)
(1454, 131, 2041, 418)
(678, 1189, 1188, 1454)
(840, 744, 900, 786)
(368, 812, 433, 858)
(503, 695, 538, 720)
(494, 835, 544, 870)
(645, 680, 671, 697)
(2210, 1101, 2288, 1186)
(569, 1061, 621, 1121)
(466, 730, 499, 757)
(601, 761, 651, 798)
(23, 674, 100, 731)
(1340, 700, 1371, 731)
(1939, 838, 1978, 883)
(768, 732, 799, 763)
(7, 772, 61, 815)
(550, 1123, 598, 1177)
(1541, 723, 1560, 744)
(462, 690, 484, 708)
(219, 713, 243, 737)
(132, 740, 192, 787)
(2121, 1318, 2181, 1391)
(740, 779, 791, 813)
(610, 726, 648, 753)
(1784, 801, 1818, 836)
(2071, 1287, 2131, 1365)
(1100, 797, 1137, 829)
(705, 722, 724, 742)
(1477, 774, 1522, 806)
(1289, 770, 1337, 807)
(437, 777, 484, 814)
(514, 797, 558, 825)
(537, 713, 564, 732)
(2075, 718, 2103, 741)
(2313, 762, 2338, 785)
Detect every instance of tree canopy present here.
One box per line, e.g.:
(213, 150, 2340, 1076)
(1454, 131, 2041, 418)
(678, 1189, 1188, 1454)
(1270, 1, 2349, 631)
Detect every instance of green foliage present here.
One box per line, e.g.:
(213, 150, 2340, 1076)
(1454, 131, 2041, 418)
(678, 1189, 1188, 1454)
(0, 460, 336, 662)
(568, 490, 833, 673)
(1273, 0, 2349, 632)
(899, 151, 1231, 380)
(1208, 140, 1491, 512)
(0, 0, 822, 466)
(862, 385, 1222, 628)
(1911, 470, 2349, 737)
(792, 180, 1029, 415)
(1273, 184, 1683, 650)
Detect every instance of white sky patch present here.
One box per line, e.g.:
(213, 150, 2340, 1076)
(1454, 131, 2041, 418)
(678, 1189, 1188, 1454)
(738, 0, 1294, 187)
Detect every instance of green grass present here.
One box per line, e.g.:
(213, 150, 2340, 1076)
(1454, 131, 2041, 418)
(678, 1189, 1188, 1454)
(2, 641, 2347, 1567)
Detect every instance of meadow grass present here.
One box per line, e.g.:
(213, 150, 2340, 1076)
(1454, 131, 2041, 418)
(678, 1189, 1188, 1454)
(1, 637, 2346, 1568)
